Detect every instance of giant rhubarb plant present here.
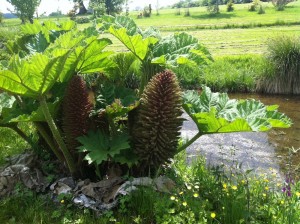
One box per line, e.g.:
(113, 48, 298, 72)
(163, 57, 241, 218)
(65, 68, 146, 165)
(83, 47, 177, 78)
(0, 24, 115, 175)
(100, 16, 212, 92)
(131, 70, 183, 168)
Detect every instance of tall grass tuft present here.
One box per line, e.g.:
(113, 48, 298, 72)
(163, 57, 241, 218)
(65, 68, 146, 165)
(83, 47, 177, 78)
(257, 35, 300, 94)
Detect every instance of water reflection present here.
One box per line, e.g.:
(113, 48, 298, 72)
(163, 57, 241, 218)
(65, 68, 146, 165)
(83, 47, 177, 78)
(230, 93, 300, 176)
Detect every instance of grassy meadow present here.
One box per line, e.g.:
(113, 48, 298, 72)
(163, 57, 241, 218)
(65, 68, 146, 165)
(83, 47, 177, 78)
(1, 2, 300, 223)
(132, 2, 300, 30)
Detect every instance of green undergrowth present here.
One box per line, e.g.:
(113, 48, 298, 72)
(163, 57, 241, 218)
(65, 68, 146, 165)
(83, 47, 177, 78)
(0, 124, 33, 165)
(179, 54, 265, 92)
(0, 147, 299, 224)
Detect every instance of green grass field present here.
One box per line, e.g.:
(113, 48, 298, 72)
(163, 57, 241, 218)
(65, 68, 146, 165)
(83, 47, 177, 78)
(131, 2, 300, 30)
(1, 2, 300, 56)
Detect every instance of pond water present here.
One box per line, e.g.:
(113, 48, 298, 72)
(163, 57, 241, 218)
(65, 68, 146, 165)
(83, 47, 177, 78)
(181, 93, 300, 179)
(231, 93, 300, 175)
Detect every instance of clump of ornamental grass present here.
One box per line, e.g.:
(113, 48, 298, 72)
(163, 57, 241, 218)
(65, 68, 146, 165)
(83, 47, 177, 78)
(257, 35, 300, 94)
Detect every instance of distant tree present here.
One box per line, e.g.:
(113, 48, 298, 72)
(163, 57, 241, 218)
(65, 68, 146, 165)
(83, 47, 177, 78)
(7, 0, 41, 23)
(105, 0, 125, 15)
(89, 0, 125, 15)
(272, 0, 294, 10)
(48, 10, 63, 17)
(124, 0, 129, 16)
(70, 0, 88, 14)
(184, 0, 192, 16)
(207, 0, 220, 15)
(156, 0, 160, 15)
(0, 11, 3, 23)
(89, 0, 106, 17)
(226, 0, 234, 12)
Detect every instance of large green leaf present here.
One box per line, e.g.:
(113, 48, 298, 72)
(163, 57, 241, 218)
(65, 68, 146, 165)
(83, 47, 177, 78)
(0, 27, 114, 99)
(77, 130, 132, 165)
(74, 37, 114, 74)
(77, 130, 110, 165)
(100, 15, 140, 36)
(183, 86, 292, 134)
(0, 92, 15, 115)
(6, 21, 76, 56)
(152, 32, 212, 67)
(0, 52, 71, 98)
(95, 81, 138, 109)
(108, 27, 158, 61)
(47, 30, 114, 78)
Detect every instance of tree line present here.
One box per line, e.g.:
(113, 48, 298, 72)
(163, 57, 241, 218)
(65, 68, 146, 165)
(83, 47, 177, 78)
(3, 0, 126, 23)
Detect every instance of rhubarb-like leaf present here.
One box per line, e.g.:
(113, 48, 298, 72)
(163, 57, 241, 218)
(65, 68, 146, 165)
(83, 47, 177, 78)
(77, 130, 131, 165)
(152, 32, 212, 67)
(108, 27, 158, 61)
(0, 92, 15, 115)
(183, 87, 292, 134)
(0, 52, 71, 98)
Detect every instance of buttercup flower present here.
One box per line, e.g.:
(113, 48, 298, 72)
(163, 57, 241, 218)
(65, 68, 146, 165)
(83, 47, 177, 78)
(193, 193, 199, 198)
(211, 212, 216, 218)
(182, 202, 187, 206)
(170, 196, 176, 200)
(231, 185, 237, 190)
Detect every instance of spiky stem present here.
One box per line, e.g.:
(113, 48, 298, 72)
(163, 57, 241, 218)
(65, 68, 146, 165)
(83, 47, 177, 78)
(177, 132, 202, 153)
(39, 96, 76, 175)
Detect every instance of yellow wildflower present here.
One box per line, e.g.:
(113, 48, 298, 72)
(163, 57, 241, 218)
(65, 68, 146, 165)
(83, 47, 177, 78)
(280, 200, 284, 204)
(211, 212, 216, 219)
(179, 191, 184, 195)
(263, 193, 267, 197)
(194, 185, 199, 189)
(231, 185, 237, 190)
(265, 187, 269, 191)
(170, 196, 176, 200)
(296, 192, 300, 197)
(182, 202, 187, 207)
(187, 185, 192, 190)
(60, 199, 65, 204)
(193, 193, 199, 198)
(223, 183, 227, 189)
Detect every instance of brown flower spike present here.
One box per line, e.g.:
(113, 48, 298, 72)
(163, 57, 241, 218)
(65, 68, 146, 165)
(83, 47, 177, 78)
(132, 70, 183, 168)
(62, 75, 92, 158)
